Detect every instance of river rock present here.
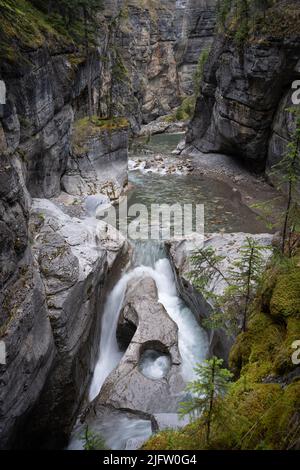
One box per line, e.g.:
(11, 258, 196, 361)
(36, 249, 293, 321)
(139, 119, 186, 137)
(93, 275, 184, 415)
(166, 233, 274, 360)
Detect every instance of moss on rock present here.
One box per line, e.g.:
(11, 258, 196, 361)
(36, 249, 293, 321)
(270, 268, 300, 318)
(72, 116, 129, 154)
(229, 312, 284, 381)
(143, 258, 300, 450)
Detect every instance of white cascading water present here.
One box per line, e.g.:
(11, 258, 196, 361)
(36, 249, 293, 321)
(153, 258, 208, 382)
(139, 349, 171, 380)
(89, 255, 208, 401)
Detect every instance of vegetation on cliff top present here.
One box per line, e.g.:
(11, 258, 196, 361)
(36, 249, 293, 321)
(72, 115, 129, 153)
(0, 0, 103, 63)
(216, 0, 300, 44)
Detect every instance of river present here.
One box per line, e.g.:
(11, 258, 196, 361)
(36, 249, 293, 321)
(68, 133, 268, 450)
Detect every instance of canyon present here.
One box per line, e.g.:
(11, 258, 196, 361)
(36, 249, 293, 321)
(0, 0, 299, 451)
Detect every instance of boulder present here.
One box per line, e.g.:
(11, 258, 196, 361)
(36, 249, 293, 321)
(93, 275, 184, 415)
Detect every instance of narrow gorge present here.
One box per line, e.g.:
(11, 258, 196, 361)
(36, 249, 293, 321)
(0, 0, 299, 452)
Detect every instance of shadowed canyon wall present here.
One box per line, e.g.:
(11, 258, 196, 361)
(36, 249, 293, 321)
(0, 0, 217, 448)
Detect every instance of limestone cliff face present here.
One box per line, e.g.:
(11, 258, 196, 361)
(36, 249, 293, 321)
(0, 157, 129, 448)
(176, 0, 217, 95)
(105, 0, 217, 126)
(0, 36, 128, 200)
(186, 1, 300, 174)
(0, 0, 217, 199)
(0, 155, 56, 449)
(0, 3, 129, 448)
(0, 0, 216, 449)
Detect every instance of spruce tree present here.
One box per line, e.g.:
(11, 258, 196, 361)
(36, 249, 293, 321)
(180, 357, 232, 445)
(225, 237, 265, 332)
(189, 238, 267, 334)
(271, 110, 300, 256)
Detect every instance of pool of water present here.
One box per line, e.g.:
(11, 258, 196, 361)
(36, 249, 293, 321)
(128, 134, 268, 235)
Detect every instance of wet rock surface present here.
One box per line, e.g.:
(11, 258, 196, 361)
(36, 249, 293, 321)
(0, 180, 130, 448)
(20, 199, 130, 448)
(94, 275, 184, 414)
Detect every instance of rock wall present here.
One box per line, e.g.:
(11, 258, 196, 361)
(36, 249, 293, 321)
(166, 233, 273, 362)
(62, 124, 129, 201)
(0, 155, 56, 449)
(0, 41, 128, 200)
(0, 0, 217, 448)
(0, 175, 129, 448)
(176, 0, 217, 95)
(0, 0, 217, 199)
(186, 1, 300, 174)
(106, 0, 217, 126)
(0, 2, 132, 448)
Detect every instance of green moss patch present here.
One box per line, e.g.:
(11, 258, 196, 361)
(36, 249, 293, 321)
(270, 268, 300, 318)
(0, 0, 99, 64)
(165, 96, 196, 123)
(229, 312, 284, 381)
(72, 116, 128, 154)
(0, 0, 65, 62)
(144, 257, 300, 450)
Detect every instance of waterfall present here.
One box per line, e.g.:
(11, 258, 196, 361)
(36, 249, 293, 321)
(152, 258, 208, 382)
(89, 250, 208, 401)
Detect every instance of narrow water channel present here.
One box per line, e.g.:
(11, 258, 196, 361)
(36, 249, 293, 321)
(69, 134, 268, 450)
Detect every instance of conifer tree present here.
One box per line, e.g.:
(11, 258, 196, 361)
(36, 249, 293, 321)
(271, 110, 300, 256)
(180, 357, 232, 445)
(189, 238, 267, 334)
(225, 237, 265, 332)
